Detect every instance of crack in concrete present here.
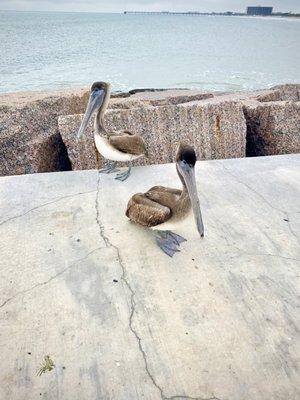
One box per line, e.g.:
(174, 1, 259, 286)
(94, 172, 164, 398)
(0, 189, 96, 227)
(220, 164, 300, 245)
(0, 247, 101, 309)
(95, 172, 110, 248)
(95, 172, 222, 400)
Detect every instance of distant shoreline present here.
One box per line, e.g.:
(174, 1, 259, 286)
(124, 11, 300, 18)
(1, 10, 300, 18)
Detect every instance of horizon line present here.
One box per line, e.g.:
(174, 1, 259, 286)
(0, 8, 299, 15)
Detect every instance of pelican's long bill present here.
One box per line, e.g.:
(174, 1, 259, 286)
(77, 87, 105, 140)
(178, 161, 204, 237)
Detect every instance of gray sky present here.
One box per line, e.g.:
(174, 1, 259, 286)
(0, 0, 299, 13)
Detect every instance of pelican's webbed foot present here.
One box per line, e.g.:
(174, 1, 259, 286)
(156, 231, 187, 257)
(115, 166, 132, 182)
(99, 162, 119, 174)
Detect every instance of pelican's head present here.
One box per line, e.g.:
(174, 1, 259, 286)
(77, 81, 111, 140)
(176, 143, 204, 238)
(91, 81, 111, 93)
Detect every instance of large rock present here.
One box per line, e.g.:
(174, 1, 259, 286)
(244, 100, 300, 156)
(1, 84, 300, 177)
(59, 97, 246, 170)
(0, 90, 90, 176)
(128, 88, 214, 105)
(271, 84, 300, 102)
(0, 89, 214, 176)
(255, 84, 300, 103)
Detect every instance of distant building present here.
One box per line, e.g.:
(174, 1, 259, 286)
(247, 6, 273, 16)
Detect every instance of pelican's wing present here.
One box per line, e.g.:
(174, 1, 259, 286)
(109, 132, 146, 155)
(145, 186, 182, 209)
(126, 193, 171, 227)
(148, 186, 182, 196)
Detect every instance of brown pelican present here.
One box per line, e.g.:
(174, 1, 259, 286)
(77, 81, 147, 181)
(126, 143, 204, 257)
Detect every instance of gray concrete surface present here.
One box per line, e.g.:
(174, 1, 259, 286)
(0, 155, 299, 400)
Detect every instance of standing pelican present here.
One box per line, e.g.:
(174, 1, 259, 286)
(126, 143, 204, 257)
(77, 81, 147, 181)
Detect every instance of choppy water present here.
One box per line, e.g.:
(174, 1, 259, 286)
(0, 11, 299, 93)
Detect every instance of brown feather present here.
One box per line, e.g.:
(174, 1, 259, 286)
(109, 132, 147, 155)
(126, 193, 171, 227)
(145, 186, 182, 209)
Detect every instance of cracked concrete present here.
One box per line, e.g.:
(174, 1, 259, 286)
(0, 155, 300, 400)
(95, 171, 167, 399)
(0, 189, 97, 227)
(219, 163, 300, 245)
(0, 248, 101, 309)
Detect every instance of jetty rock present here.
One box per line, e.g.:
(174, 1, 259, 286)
(59, 96, 246, 170)
(244, 100, 300, 156)
(0, 88, 89, 176)
(1, 84, 299, 176)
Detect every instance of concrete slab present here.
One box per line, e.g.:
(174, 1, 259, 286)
(0, 155, 299, 400)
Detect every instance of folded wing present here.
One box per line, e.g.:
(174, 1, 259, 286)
(109, 132, 146, 155)
(126, 193, 171, 227)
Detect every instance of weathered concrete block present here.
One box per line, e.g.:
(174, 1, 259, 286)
(59, 97, 246, 170)
(1, 155, 299, 399)
(244, 100, 300, 156)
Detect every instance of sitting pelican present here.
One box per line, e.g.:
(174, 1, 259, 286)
(126, 143, 204, 257)
(77, 81, 147, 181)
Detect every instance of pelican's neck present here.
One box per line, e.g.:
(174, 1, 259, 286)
(175, 165, 190, 211)
(176, 165, 188, 197)
(95, 86, 111, 137)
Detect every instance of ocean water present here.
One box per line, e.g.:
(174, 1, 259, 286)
(0, 11, 299, 93)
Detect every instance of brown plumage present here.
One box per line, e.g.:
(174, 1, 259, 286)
(126, 192, 171, 227)
(126, 144, 204, 256)
(126, 143, 203, 232)
(126, 184, 191, 228)
(109, 132, 147, 156)
(77, 81, 147, 180)
(92, 81, 147, 157)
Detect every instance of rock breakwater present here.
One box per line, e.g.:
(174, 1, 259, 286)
(0, 84, 299, 176)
